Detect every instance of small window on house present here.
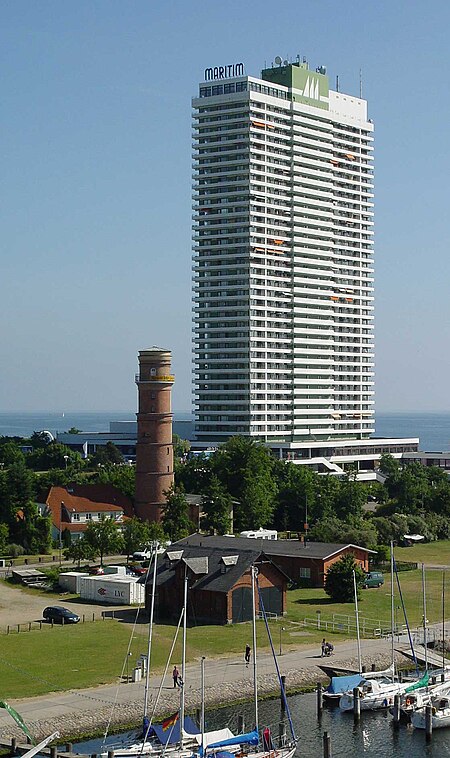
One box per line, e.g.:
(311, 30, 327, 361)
(150, 368, 156, 376)
(151, 392, 156, 399)
(167, 447, 169, 454)
(299, 567, 311, 578)
(151, 405, 156, 412)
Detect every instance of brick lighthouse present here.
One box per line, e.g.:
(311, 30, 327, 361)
(134, 348, 174, 523)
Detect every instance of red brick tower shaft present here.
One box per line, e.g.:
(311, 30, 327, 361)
(134, 348, 174, 522)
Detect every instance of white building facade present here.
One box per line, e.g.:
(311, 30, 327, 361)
(191, 59, 418, 476)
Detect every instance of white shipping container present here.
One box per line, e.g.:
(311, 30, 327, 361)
(103, 565, 127, 576)
(59, 571, 89, 593)
(79, 575, 144, 605)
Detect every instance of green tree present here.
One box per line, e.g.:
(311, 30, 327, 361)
(122, 517, 151, 562)
(89, 442, 124, 468)
(335, 474, 366, 522)
(26, 443, 82, 472)
(0, 442, 25, 467)
(175, 454, 213, 494)
(200, 474, 232, 535)
(212, 437, 277, 531)
(0, 522, 9, 554)
(64, 538, 96, 568)
(95, 464, 136, 501)
(161, 485, 194, 541)
(272, 461, 319, 531)
(173, 434, 191, 460)
(324, 553, 366, 602)
(84, 517, 124, 566)
(0, 461, 36, 533)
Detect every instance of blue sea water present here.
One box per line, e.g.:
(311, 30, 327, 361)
(0, 410, 449, 451)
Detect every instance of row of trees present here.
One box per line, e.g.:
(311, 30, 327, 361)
(2, 427, 450, 557)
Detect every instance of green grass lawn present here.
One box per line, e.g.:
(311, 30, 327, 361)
(394, 540, 450, 565)
(287, 568, 447, 630)
(1, 567, 448, 700)
(0, 615, 325, 699)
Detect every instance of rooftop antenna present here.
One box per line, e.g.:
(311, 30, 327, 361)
(274, 56, 282, 66)
(336, 74, 339, 92)
(359, 68, 363, 99)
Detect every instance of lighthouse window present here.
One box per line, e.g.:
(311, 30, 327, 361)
(151, 406, 156, 412)
(151, 392, 156, 399)
(150, 368, 156, 376)
(167, 447, 169, 454)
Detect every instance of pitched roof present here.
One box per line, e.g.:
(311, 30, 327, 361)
(142, 544, 286, 594)
(45, 484, 133, 528)
(175, 534, 375, 559)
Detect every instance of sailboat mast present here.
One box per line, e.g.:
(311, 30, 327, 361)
(353, 570, 362, 674)
(143, 542, 159, 719)
(390, 541, 395, 682)
(251, 565, 259, 732)
(200, 656, 205, 758)
(179, 565, 188, 748)
(443, 571, 445, 671)
(422, 563, 428, 672)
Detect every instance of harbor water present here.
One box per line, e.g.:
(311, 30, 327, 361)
(74, 691, 450, 757)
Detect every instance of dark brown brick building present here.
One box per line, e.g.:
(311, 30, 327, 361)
(145, 544, 288, 625)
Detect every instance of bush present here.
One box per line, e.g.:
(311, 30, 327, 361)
(324, 553, 366, 602)
(6, 543, 25, 558)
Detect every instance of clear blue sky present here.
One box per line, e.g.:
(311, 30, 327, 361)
(1, 0, 449, 413)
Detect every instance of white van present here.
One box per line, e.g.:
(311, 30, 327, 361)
(240, 527, 278, 541)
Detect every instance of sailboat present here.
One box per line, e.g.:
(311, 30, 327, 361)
(100, 551, 236, 758)
(411, 572, 450, 730)
(202, 565, 297, 758)
(339, 545, 422, 712)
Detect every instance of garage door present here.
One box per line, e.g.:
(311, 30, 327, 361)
(260, 586, 282, 616)
(232, 587, 253, 623)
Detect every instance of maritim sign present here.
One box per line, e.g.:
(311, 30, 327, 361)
(204, 62, 244, 81)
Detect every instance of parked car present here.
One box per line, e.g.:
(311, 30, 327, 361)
(43, 606, 80, 624)
(362, 571, 384, 589)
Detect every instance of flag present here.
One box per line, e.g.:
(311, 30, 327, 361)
(0, 701, 35, 744)
(162, 712, 179, 731)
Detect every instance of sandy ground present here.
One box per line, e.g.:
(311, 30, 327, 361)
(0, 563, 134, 627)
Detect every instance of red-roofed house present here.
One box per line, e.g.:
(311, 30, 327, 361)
(42, 484, 133, 542)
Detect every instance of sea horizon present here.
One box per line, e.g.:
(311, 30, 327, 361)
(0, 409, 449, 451)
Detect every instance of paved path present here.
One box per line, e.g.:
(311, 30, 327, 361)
(0, 636, 404, 742)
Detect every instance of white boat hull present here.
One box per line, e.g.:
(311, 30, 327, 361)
(340, 683, 411, 712)
(412, 708, 450, 730)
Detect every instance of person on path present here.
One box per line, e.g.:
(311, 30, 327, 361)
(321, 638, 326, 657)
(172, 665, 180, 688)
(245, 644, 251, 666)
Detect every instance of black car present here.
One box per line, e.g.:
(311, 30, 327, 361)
(43, 606, 80, 624)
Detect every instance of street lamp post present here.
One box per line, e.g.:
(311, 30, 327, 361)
(59, 501, 64, 566)
(304, 495, 309, 541)
(279, 626, 286, 656)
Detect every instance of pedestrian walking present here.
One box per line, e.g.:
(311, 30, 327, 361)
(321, 638, 326, 657)
(172, 665, 180, 688)
(245, 644, 251, 666)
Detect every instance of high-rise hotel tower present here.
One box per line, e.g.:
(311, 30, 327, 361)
(192, 59, 417, 472)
